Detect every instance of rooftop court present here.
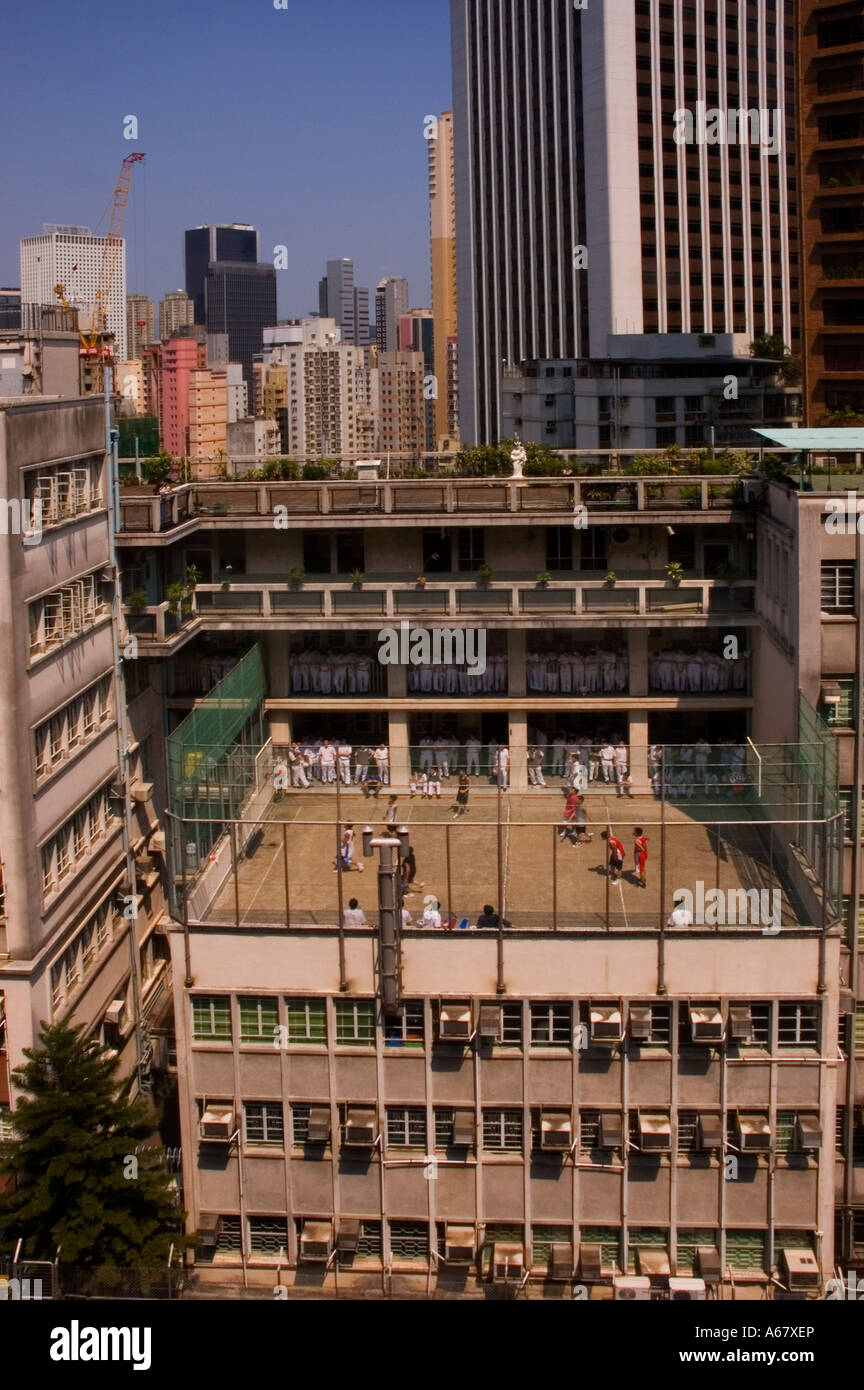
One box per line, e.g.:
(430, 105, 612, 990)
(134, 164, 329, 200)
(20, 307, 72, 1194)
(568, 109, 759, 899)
(188, 788, 827, 933)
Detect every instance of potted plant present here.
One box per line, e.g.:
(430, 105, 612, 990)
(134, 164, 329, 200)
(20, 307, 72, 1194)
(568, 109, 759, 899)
(716, 562, 740, 587)
(476, 562, 495, 587)
(416, 552, 438, 588)
(665, 560, 683, 587)
(124, 588, 148, 612)
(289, 566, 306, 590)
(415, 574, 428, 589)
(604, 571, 617, 587)
(536, 571, 552, 589)
(164, 581, 188, 615)
(186, 563, 201, 591)
(350, 569, 365, 588)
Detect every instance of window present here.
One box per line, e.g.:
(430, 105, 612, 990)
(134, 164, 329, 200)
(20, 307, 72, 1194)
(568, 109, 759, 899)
(244, 1102, 284, 1146)
(383, 1002, 424, 1049)
(291, 1103, 312, 1145)
(546, 526, 574, 571)
(335, 999, 376, 1045)
(821, 562, 855, 614)
(499, 1003, 522, 1046)
(747, 1003, 771, 1045)
(855, 1005, 864, 1052)
(580, 1226, 620, 1269)
(677, 1111, 700, 1153)
(285, 998, 326, 1044)
(778, 1003, 818, 1046)
(0, 1105, 13, 1142)
(239, 996, 279, 1043)
(433, 1108, 476, 1149)
(627, 1228, 669, 1274)
(824, 678, 855, 726)
(483, 1109, 523, 1152)
(389, 1222, 429, 1262)
(386, 1107, 426, 1147)
(677, 1229, 717, 1276)
(248, 1217, 288, 1257)
(192, 995, 232, 1041)
(532, 1225, 571, 1270)
(458, 528, 485, 570)
(530, 1002, 572, 1047)
(725, 1230, 766, 1272)
(580, 528, 607, 571)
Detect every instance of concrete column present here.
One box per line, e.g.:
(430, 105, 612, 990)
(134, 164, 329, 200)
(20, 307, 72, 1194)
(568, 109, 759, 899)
(628, 710, 650, 793)
(508, 629, 527, 698)
(387, 658, 407, 697)
(628, 627, 649, 698)
(267, 632, 291, 699)
(388, 712, 411, 789)
(508, 711, 528, 791)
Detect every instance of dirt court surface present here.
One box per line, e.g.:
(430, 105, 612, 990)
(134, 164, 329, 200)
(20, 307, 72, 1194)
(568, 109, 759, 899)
(201, 787, 808, 931)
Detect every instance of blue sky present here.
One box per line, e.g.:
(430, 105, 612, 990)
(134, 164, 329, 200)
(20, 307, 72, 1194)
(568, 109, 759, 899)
(1, 0, 452, 317)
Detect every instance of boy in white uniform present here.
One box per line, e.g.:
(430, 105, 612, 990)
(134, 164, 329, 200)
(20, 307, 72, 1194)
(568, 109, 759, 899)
(319, 739, 337, 784)
(337, 741, 352, 785)
(374, 742, 390, 785)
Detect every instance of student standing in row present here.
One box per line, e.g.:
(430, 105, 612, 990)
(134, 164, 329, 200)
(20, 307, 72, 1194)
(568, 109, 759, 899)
(452, 770, 470, 818)
(633, 827, 648, 887)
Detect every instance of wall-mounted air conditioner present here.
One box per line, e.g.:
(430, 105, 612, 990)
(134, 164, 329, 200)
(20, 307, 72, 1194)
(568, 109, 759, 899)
(696, 1114, 724, 1150)
(696, 1247, 722, 1283)
(445, 1225, 475, 1263)
(105, 999, 125, 1027)
(689, 1002, 725, 1044)
(669, 1277, 706, 1301)
(590, 1002, 624, 1045)
(614, 1277, 651, 1300)
(199, 1105, 235, 1143)
(336, 1220, 360, 1256)
(598, 1113, 624, 1150)
(299, 1220, 333, 1262)
(477, 1004, 501, 1041)
(638, 1113, 672, 1152)
(197, 1215, 222, 1250)
(307, 1107, 331, 1144)
(438, 1001, 472, 1042)
(491, 1243, 524, 1284)
(580, 1244, 603, 1281)
(540, 1111, 572, 1150)
(728, 1006, 753, 1042)
(550, 1243, 574, 1281)
(782, 1248, 820, 1291)
(794, 1115, 822, 1151)
(343, 1107, 376, 1148)
(451, 1113, 475, 1148)
(735, 1112, 771, 1152)
(628, 1004, 652, 1042)
(130, 781, 154, 804)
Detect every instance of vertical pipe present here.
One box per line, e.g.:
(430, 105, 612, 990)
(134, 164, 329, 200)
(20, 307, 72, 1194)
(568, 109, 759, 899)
(231, 823, 240, 929)
(845, 522, 864, 1258)
(335, 772, 347, 990)
(282, 821, 291, 930)
(446, 823, 453, 927)
(496, 779, 505, 994)
(552, 825, 558, 931)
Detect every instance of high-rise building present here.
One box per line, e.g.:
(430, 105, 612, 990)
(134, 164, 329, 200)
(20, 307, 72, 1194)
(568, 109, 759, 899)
(451, 0, 798, 443)
(319, 259, 371, 346)
(376, 350, 426, 456)
(375, 277, 410, 353)
(188, 368, 228, 464)
(159, 290, 195, 341)
(184, 225, 259, 325)
(255, 319, 375, 459)
(20, 224, 127, 359)
(159, 336, 204, 457)
(126, 294, 155, 360)
(205, 262, 277, 398)
(429, 109, 459, 447)
(798, 1, 864, 426)
(0, 289, 21, 331)
(398, 309, 435, 451)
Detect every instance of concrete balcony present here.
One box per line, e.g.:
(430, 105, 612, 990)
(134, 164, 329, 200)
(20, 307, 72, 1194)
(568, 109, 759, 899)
(123, 576, 757, 652)
(116, 475, 747, 541)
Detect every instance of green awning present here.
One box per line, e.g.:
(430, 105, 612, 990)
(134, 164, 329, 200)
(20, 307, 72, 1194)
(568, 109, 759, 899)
(753, 428, 864, 450)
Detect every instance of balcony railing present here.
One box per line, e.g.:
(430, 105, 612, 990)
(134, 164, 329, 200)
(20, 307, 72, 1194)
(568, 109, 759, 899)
(124, 576, 756, 646)
(117, 475, 746, 536)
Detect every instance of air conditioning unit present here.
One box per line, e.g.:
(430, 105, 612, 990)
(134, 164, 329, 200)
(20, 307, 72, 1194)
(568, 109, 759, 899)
(105, 998, 125, 1027)
(445, 1225, 476, 1263)
(590, 1002, 624, 1045)
(130, 781, 154, 804)
(197, 1215, 222, 1250)
(299, 1220, 333, 1262)
(580, 1244, 603, 1281)
(199, 1104, 235, 1142)
(540, 1111, 573, 1150)
(669, 1277, 706, 1301)
(629, 1005, 652, 1042)
(782, 1248, 820, 1291)
(550, 1243, 574, 1282)
(696, 1114, 724, 1150)
(336, 1220, 360, 1256)
(451, 1113, 475, 1148)
(491, 1243, 524, 1284)
(306, 1107, 331, 1144)
(689, 1002, 725, 1044)
(477, 1004, 501, 1041)
(598, 1113, 624, 1150)
(794, 1115, 822, 1151)
(614, 1277, 651, 1300)
(735, 1112, 771, 1152)
(638, 1113, 672, 1152)
(343, 1107, 377, 1148)
(696, 1247, 722, 1284)
(135, 854, 156, 877)
(438, 1001, 472, 1042)
(728, 1005, 753, 1042)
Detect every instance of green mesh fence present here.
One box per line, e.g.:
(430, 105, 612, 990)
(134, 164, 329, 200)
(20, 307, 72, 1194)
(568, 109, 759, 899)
(167, 645, 266, 818)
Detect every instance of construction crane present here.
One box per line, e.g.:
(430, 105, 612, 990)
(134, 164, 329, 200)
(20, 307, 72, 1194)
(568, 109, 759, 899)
(55, 151, 145, 392)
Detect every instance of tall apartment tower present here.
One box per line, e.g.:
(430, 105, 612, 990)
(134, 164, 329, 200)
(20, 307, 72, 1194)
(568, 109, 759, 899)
(318, 259, 371, 346)
(159, 290, 194, 341)
(126, 294, 155, 360)
(204, 262, 277, 397)
(375, 277, 410, 352)
(798, 2, 864, 425)
(451, 0, 798, 444)
(20, 225, 128, 360)
(429, 109, 460, 447)
(184, 225, 259, 325)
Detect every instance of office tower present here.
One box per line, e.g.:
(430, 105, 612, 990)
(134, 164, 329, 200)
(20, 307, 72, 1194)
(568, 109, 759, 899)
(204, 262, 277, 397)
(184, 224, 259, 325)
(319, 259, 371, 346)
(0, 289, 21, 331)
(429, 109, 459, 447)
(451, 0, 798, 443)
(0, 393, 169, 1125)
(20, 224, 128, 359)
(376, 350, 426, 455)
(798, 2, 864, 425)
(126, 294, 155, 360)
(375, 277, 410, 353)
(159, 290, 195, 341)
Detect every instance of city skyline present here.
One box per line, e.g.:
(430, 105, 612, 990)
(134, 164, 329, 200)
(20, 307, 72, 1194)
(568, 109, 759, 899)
(0, 0, 451, 321)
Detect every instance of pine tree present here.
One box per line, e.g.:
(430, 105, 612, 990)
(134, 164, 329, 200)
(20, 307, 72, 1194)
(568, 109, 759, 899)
(0, 1019, 188, 1267)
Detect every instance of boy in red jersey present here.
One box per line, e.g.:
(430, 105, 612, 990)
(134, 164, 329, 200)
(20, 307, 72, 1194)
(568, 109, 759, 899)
(601, 829, 625, 882)
(633, 827, 648, 887)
